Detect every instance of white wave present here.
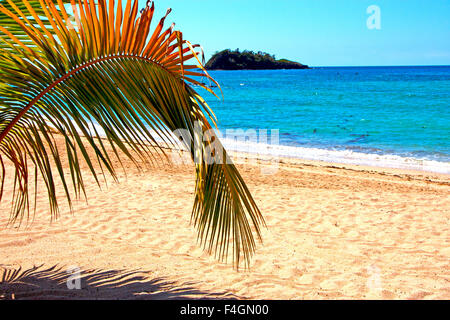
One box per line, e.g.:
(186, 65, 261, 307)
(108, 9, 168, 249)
(220, 138, 450, 174)
(56, 121, 450, 174)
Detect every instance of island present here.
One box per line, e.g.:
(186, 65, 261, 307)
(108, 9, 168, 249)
(204, 49, 310, 70)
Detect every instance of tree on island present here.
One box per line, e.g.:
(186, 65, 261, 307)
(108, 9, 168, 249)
(205, 49, 309, 70)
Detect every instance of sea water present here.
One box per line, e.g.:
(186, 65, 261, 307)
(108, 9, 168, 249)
(201, 66, 450, 173)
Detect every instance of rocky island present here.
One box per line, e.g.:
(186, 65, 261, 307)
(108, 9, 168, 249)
(205, 49, 309, 70)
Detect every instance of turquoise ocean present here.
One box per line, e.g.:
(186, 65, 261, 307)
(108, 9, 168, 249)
(201, 66, 450, 173)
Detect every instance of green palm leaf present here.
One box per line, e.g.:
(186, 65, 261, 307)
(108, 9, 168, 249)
(0, 0, 264, 267)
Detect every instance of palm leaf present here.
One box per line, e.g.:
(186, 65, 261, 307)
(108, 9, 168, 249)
(0, 0, 72, 53)
(0, 0, 264, 267)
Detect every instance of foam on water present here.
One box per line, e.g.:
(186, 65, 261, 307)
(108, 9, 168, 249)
(221, 137, 450, 174)
(56, 122, 450, 174)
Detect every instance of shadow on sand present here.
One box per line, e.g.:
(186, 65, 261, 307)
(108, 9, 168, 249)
(0, 264, 240, 300)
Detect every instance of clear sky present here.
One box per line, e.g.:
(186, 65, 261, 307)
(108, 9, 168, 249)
(142, 0, 450, 67)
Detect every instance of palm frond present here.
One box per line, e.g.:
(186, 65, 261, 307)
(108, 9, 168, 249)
(0, 0, 264, 267)
(0, 0, 72, 53)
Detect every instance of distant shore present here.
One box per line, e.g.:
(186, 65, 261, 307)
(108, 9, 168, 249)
(205, 49, 309, 70)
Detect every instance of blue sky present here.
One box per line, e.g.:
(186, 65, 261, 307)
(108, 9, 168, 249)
(142, 0, 450, 66)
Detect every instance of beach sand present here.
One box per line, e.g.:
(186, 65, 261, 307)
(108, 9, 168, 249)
(0, 135, 449, 300)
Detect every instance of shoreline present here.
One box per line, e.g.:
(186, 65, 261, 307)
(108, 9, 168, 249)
(229, 149, 450, 180)
(220, 138, 450, 176)
(51, 117, 450, 176)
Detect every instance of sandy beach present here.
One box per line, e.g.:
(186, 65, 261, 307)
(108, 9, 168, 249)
(0, 135, 449, 300)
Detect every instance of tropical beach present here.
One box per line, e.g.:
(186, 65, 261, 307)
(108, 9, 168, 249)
(1, 0, 449, 303)
(1, 135, 449, 299)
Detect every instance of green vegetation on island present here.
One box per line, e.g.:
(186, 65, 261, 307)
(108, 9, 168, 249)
(205, 49, 310, 70)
